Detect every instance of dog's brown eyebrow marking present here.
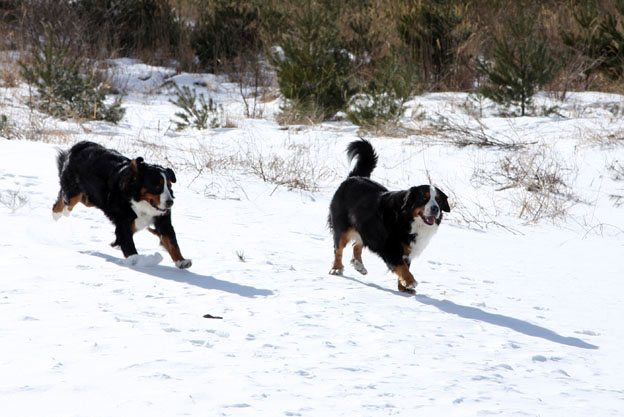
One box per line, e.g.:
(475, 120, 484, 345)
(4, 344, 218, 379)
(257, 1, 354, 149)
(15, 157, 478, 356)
(412, 206, 425, 218)
(139, 187, 162, 207)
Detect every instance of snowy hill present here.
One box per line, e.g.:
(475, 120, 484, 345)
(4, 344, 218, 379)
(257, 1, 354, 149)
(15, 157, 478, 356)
(1, 60, 623, 416)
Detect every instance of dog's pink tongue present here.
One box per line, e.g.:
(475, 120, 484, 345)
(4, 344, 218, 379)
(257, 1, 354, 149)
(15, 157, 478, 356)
(425, 216, 435, 225)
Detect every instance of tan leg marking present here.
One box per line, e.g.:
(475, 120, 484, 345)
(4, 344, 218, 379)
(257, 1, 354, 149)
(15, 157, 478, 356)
(67, 193, 90, 211)
(352, 243, 363, 263)
(159, 234, 185, 263)
(148, 228, 191, 268)
(52, 197, 65, 214)
(393, 263, 417, 294)
(330, 229, 353, 275)
(54, 192, 93, 220)
(401, 242, 411, 257)
(81, 194, 94, 207)
(66, 194, 81, 211)
(148, 228, 184, 262)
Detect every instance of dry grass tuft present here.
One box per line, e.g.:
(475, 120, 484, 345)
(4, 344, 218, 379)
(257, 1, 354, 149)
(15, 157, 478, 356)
(243, 140, 333, 192)
(0, 190, 29, 212)
(472, 145, 580, 223)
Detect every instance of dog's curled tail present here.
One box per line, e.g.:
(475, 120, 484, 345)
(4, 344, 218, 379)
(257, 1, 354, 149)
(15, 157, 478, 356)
(347, 139, 378, 178)
(56, 149, 69, 177)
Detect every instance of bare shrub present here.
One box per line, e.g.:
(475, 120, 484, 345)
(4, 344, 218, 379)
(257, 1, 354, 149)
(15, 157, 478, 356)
(230, 55, 273, 119)
(581, 126, 624, 147)
(472, 146, 580, 223)
(0, 53, 20, 88)
(180, 142, 241, 182)
(0, 190, 28, 212)
(17, 108, 75, 144)
(0, 113, 18, 139)
(242, 140, 333, 192)
(426, 115, 530, 150)
(275, 99, 326, 126)
(609, 160, 624, 207)
(446, 192, 522, 234)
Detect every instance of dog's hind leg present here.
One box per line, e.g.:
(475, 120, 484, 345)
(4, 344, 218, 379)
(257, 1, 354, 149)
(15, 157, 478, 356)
(350, 243, 368, 275)
(329, 229, 352, 276)
(52, 190, 67, 220)
(53, 190, 92, 220)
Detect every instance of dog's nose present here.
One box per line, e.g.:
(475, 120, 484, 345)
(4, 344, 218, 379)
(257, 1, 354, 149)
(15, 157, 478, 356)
(430, 205, 439, 216)
(165, 199, 174, 208)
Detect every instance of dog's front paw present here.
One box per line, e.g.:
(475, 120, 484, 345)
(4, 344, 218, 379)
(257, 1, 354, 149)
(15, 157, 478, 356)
(329, 268, 344, 276)
(175, 259, 192, 269)
(398, 279, 417, 294)
(351, 259, 368, 275)
(126, 254, 140, 266)
(124, 253, 163, 267)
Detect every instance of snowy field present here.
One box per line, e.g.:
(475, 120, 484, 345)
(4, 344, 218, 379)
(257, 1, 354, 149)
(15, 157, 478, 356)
(1, 59, 624, 416)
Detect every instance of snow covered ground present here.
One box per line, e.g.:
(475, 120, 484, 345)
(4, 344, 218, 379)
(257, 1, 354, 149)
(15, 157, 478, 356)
(1, 59, 624, 416)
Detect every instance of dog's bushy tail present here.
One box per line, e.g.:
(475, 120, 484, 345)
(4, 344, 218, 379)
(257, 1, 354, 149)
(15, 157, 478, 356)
(347, 139, 378, 178)
(56, 149, 69, 176)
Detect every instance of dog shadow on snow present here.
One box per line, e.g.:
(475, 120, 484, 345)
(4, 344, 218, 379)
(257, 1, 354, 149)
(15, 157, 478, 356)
(83, 251, 274, 298)
(340, 275, 598, 350)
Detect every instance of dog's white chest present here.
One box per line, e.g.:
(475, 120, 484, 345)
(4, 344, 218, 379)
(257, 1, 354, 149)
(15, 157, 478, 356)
(131, 200, 159, 231)
(408, 219, 438, 261)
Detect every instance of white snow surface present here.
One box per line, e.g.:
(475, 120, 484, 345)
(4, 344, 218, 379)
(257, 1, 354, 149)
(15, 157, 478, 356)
(1, 59, 624, 416)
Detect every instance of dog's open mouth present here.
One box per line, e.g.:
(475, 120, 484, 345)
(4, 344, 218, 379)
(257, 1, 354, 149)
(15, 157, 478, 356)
(420, 213, 436, 225)
(150, 201, 169, 213)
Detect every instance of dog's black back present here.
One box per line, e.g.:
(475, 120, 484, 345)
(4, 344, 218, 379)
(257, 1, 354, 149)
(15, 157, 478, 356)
(57, 142, 132, 214)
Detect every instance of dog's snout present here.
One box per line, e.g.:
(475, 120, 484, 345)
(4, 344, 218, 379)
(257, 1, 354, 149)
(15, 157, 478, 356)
(165, 199, 174, 208)
(430, 205, 439, 216)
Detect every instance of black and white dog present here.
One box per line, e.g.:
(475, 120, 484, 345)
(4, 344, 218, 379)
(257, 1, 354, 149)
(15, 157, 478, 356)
(328, 139, 449, 293)
(52, 141, 192, 269)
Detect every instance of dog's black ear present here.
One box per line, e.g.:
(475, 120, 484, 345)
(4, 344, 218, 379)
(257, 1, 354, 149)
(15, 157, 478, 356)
(165, 167, 177, 183)
(436, 187, 451, 213)
(400, 189, 414, 214)
(118, 158, 143, 190)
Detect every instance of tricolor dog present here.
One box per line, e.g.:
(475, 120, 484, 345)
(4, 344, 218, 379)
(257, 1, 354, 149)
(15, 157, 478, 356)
(52, 141, 192, 269)
(328, 139, 449, 293)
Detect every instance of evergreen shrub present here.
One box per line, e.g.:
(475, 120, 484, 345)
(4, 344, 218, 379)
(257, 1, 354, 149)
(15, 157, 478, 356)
(72, 0, 181, 56)
(169, 84, 224, 130)
(19, 36, 125, 123)
(347, 57, 418, 128)
(476, 11, 559, 116)
(270, 1, 353, 120)
(191, 0, 264, 72)
(561, 0, 624, 83)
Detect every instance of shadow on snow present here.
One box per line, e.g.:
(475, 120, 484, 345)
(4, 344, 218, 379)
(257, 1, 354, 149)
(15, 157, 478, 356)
(340, 275, 598, 350)
(83, 251, 274, 298)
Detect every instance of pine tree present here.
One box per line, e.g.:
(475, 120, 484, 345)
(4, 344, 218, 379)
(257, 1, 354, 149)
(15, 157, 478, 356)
(476, 11, 558, 116)
(191, 0, 261, 72)
(560, 0, 624, 86)
(397, 0, 471, 90)
(596, 0, 624, 80)
(19, 31, 125, 123)
(269, 0, 353, 120)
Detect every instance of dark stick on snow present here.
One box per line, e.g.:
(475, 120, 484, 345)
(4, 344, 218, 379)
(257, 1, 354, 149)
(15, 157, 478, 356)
(203, 314, 223, 319)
